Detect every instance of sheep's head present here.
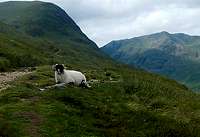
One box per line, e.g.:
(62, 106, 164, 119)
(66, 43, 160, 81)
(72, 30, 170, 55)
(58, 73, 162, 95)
(53, 64, 65, 75)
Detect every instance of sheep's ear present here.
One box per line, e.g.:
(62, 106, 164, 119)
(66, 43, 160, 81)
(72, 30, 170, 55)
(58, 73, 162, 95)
(62, 64, 65, 67)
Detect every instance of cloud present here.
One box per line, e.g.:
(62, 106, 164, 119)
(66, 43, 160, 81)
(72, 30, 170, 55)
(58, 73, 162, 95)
(1, 0, 200, 47)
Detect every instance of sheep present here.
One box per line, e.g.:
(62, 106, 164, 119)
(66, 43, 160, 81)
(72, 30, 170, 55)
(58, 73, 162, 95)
(52, 64, 91, 88)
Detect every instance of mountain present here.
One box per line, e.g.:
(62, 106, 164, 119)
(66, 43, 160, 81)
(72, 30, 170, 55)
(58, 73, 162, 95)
(101, 31, 200, 90)
(1, 1, 200, 137)
(0, 1, 92, 42)
(0, 1, 112, 71)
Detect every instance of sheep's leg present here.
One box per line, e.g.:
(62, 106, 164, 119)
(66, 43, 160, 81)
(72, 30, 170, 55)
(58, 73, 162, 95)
(85, 82, 91, 88)
(68, 82, 75, 86)
(80, 80, 91, 88)
(55, 83, 66, 87)
(55, 72, 58, 83)
(39, 83, 66, 91)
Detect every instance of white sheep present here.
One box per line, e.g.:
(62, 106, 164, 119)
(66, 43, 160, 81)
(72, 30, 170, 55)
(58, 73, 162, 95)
(52, 64, 90, 88)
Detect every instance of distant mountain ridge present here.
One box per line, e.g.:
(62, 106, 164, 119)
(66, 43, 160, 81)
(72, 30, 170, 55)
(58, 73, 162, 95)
(101, 31, 200, 90)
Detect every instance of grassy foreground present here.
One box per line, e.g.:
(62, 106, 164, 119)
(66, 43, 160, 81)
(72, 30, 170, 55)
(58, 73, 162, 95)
(0, 65, 200, 137)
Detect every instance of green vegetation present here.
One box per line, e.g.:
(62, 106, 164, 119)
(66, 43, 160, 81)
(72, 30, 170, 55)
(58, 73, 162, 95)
(1, 65, 200, 137)
(101, 31, 200, 90)
(0, 1, 200, 137)
(0, 1, 113, 71)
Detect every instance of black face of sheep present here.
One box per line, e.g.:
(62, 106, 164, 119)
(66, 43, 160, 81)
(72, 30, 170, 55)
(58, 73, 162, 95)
(54, 64, 64, 75)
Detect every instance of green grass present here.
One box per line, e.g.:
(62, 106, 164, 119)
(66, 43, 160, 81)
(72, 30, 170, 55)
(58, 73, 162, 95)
(0, 65, 200, 137)
(0, 1, 200, 136)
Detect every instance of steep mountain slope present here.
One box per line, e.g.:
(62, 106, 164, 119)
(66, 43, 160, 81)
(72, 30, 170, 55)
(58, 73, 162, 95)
(0, 1, 112, 71)
(102, 31, 200, 90)
(0, 1, 93, 42)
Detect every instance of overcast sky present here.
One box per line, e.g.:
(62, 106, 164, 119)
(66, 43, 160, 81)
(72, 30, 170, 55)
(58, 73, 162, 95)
(1, 0, 200, 47)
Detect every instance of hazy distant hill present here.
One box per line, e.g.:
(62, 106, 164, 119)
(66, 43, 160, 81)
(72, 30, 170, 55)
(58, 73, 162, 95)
(0, 1, 111, 71)
(102, 31, 200, 90)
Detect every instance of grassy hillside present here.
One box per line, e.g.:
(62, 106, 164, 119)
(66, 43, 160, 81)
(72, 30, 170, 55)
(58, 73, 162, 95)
(0, 1, 90, 40)
(1, 65, 200, 137)
(1, 1, 200, 137)
(0, 1, 113, 71)
(101, 31, 200, 90)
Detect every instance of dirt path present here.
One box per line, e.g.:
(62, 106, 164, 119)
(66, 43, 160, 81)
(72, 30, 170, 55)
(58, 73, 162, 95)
(0, 71, 31, 91)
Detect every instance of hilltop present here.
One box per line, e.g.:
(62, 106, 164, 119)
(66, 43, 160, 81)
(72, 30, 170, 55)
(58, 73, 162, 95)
(102, 31, 200, 90)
